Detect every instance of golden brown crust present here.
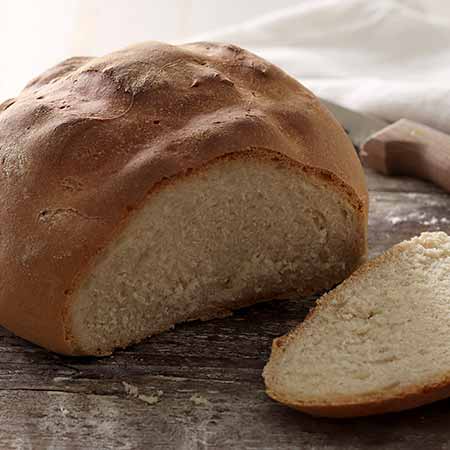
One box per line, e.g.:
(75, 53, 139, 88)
(0, 41, 367, 354)
(264, 236, 450, 417)
(266, 380, 450, 418)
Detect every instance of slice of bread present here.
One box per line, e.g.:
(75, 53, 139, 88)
(263, 232, 450, 417)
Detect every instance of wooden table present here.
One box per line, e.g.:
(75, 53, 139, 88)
(1, 168, 449, 450)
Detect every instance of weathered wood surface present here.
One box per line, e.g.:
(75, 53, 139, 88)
(1, 167, 449, 450)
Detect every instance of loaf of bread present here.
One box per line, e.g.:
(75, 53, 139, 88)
(0, 41, 367, 355)
(264, 232, 450, 417)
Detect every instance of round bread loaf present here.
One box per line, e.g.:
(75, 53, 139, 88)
(0, 41, 368, 355)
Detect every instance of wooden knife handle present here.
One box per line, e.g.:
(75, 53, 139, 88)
(360, 118, 450, 193)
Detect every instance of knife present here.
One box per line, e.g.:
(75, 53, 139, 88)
(320, 99, 450, 193)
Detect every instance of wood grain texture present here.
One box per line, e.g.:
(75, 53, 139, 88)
(0, 169, 449, 450)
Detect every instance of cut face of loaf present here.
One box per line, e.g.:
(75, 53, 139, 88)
(69, 153, 365, 355)
(263, 232, 450, 418)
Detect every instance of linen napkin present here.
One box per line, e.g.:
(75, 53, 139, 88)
(194, 0, 450, 133)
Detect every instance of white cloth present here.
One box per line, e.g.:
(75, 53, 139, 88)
(194, 0, 450, 133)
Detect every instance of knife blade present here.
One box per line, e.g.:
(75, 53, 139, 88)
(320, 98, 450, 193)
(319, 98, 389, 150)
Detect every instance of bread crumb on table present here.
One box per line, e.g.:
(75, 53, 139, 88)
(122, 381, 139, 397)
(137, 394, 160, 405)
(122, 381, 163, 405)
(190, 393, 209, 406)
